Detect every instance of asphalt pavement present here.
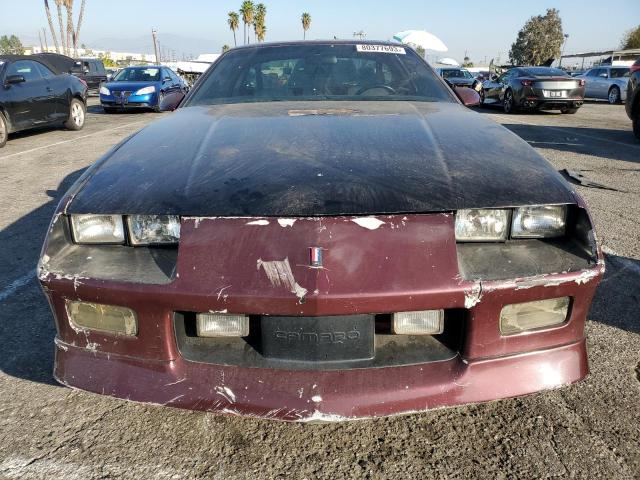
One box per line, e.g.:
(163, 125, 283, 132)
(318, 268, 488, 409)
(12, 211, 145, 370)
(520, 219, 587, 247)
(0, 99, 638, 480)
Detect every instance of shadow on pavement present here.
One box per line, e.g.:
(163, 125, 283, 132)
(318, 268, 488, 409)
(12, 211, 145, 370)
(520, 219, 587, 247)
(0, 168, 86, 386)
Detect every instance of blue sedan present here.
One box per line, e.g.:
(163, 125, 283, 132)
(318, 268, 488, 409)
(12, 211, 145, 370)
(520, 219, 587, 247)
(99, 66, 185, 113)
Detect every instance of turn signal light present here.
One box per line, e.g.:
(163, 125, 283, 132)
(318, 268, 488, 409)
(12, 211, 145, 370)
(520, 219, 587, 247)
(500, 297, 570, 335)
(66, 300, 137, 336)
(196, 313, 249, 337)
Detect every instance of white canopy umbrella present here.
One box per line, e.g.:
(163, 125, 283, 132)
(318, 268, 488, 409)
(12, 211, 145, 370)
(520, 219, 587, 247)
(392, 30, 448, 52)
(437, 57, 460, 66)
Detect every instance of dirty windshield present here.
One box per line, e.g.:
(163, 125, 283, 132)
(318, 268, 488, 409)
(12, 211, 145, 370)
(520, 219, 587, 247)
(113, 67, 161, 81)
(186, 43, 455, 105)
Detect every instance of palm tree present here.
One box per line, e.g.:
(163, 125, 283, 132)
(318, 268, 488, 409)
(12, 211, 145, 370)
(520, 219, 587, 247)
(255, 23, 266, 42)
(227, 11, 239, 47)
(239, 1, 255, 45)
(54, 0, 66, 54)
(301, 12, 311, 40)
(44, 0, 60, 53)
(73, 0, 86, 55)
(254, 3, 266, 43)
(64, 0, 74, 57)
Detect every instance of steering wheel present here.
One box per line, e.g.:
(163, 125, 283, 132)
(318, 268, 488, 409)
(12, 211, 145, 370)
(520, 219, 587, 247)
(356, 85, 396, 95)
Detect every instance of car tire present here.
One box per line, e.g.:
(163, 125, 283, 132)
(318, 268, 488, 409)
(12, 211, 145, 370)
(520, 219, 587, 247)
(633, 116, 640, 140)
(503, 89, 516, 113)
(561, 107, 579, 114)
(103, 106, 117, 114)
(608, 86, 621, 104)
(479, 88, 485, 105)
(154, 91, 165, 113)
(0, 112, 8, 148)
(64, 98, 86, 130)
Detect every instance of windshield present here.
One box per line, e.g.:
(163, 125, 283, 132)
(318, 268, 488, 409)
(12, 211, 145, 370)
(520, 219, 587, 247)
(185, 43, 455, 106)
(521, 67, 569, 77)
(441, 69, 473, 79)
(113, 67, 161, 82)
(610, 68, 630, 78)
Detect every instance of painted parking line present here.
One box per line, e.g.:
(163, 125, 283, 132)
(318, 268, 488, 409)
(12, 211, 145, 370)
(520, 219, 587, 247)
(0, 120, 145, 160)
(492, 114, 640, 151)
(0, 270, 35, 303)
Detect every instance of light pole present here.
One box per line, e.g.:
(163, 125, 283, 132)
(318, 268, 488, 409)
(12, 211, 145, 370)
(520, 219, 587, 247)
(559, 33, 569, 68)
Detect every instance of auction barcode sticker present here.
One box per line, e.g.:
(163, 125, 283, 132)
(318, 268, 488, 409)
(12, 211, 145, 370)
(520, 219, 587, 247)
(356, 44, 406, 54)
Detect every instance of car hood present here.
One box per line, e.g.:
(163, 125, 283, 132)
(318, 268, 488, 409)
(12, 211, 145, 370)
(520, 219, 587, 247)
(67, 100, 575, 216)
(104, 81, 159, 91)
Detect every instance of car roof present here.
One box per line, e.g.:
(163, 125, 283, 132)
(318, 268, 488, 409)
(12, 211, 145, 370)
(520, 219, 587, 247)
(0, 54, 71, 75)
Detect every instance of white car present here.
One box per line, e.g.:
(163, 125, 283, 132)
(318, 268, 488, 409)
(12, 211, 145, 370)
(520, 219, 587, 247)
(578, 66, 630, 104)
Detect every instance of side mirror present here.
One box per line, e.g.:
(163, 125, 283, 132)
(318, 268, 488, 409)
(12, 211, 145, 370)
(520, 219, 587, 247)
(5, 74, 26, 85)
(159, 90, 185, 112)
(454, 86, 481, 107)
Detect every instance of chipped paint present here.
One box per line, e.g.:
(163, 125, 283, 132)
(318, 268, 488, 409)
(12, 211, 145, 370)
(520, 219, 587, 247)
(277, 218, 297, 227)
(464, 282, 483, 309)
(257, 258, 308, 302)
(351, 217, 385, 230)
(246, 219, 270, 226)
(311, 395, 322, 403)
(215, 386, 236, 403)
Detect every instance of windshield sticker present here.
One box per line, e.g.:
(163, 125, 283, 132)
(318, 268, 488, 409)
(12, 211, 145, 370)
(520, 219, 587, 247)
(356, 44, 406, 55)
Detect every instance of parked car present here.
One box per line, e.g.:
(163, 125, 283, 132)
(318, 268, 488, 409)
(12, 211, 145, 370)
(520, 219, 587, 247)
(39, 41, 603, 422)
(99, 65, 186, 113)
(482, 66, 585, 113)
(71, 58, 108, 94)
(0, 55, 87, 148)
(625, 57, 640, 139)
(435, 67, 484, 101)
(578, 66, 630, 104)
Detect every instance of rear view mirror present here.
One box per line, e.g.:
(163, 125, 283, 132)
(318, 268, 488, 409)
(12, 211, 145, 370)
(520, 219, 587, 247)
(159, 91, 185, 111)
(453, 86, 481, 107)
(5, 74, 25, 85)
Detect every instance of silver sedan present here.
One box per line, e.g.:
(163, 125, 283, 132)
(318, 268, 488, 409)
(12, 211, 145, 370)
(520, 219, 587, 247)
(578, 66, 630, 104)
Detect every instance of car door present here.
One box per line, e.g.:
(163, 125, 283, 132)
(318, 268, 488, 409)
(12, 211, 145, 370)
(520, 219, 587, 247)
(2, 60, 54, 130)
(496, 70, 515, 103)
(592, 68, 608, 98)
(482, 72, 506, 103)
(35, 61, 70, 121)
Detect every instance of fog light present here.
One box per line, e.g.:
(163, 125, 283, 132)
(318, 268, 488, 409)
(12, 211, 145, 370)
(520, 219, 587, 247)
(66, 301, 137, 336)
(500, 297, 570, 335)
(392, 310, 444, 335)
(196, 313, 249, 337)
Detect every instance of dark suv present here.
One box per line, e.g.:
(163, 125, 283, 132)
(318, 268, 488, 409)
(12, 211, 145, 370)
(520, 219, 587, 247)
(71, 58, 108, 93)
(625, 58, 640, 139)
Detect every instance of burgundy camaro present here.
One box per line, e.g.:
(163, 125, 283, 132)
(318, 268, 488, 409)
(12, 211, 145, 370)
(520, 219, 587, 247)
(38, 41, 604, 422)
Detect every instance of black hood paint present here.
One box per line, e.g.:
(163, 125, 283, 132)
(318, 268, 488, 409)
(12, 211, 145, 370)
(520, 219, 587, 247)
(67, 101, 575, 216)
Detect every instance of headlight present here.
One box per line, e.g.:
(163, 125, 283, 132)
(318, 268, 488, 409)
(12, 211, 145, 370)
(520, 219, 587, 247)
(127, 215, 180, 245)
(134, 85, 156, 95)
(512, 205, 567, 238)
(70, 214, 125, 244)
(455, 209, 509, 242)
(99, 86, 110, 95)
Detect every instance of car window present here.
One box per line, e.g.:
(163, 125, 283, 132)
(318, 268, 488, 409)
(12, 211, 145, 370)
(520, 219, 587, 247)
(441, 69, 473, 79)
(113, 67, 161, 82)
(610, 68, 630, 78)
(597, 69, 609, 78)
(34, 61, 54, 78)
(521, 67, 568, 77)
(185, 44, 455, 105)
(6, 60, 44, 81)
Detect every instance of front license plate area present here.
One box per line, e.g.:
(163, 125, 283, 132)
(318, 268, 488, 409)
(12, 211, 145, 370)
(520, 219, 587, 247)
(260, 315, 374, 362)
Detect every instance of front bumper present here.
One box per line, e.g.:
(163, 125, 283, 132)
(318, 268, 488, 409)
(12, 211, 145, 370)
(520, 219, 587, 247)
(100, 92, 157, 109)
(39, 212, 603, 421)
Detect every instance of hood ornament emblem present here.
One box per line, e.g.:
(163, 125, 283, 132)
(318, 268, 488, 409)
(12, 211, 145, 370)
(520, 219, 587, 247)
(309, 247, 323, 268)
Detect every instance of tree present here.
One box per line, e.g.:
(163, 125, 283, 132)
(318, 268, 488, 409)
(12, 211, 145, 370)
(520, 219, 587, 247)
(222, 44, 230, 53)
(509, 8, 564, 66)
(64, 0, 73, 56)
(254, 3, 266, 42)
(239, 1, 255, 45)
(0, 35, 24, 54)
(415, 46, 425, 58)
(74, 0, 86, 55)
(55, 0, 66, 54)
(44, 0, 60, 53)
(301, 12, 311, 40)
(462, 56, 474, 68)
(620, 25, 640, 49)
(228, 12, 239, 47)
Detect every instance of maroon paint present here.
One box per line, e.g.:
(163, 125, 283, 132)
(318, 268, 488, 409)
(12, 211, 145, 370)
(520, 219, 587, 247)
(41, 213, 603, 421)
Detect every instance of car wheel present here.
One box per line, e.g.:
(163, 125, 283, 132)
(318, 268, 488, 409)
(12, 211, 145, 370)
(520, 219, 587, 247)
(503, 89, 516, 113)
(633, 116, 640, 140)
(608, 86, 621, 104)
(0, 112, 8, 148)
(561, 107, 579, 114)
(64, 98, 86, 130)
(154, 91, 165, 113)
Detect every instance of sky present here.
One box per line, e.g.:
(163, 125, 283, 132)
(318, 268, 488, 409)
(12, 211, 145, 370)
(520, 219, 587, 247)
(2, 0, 639, 64)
